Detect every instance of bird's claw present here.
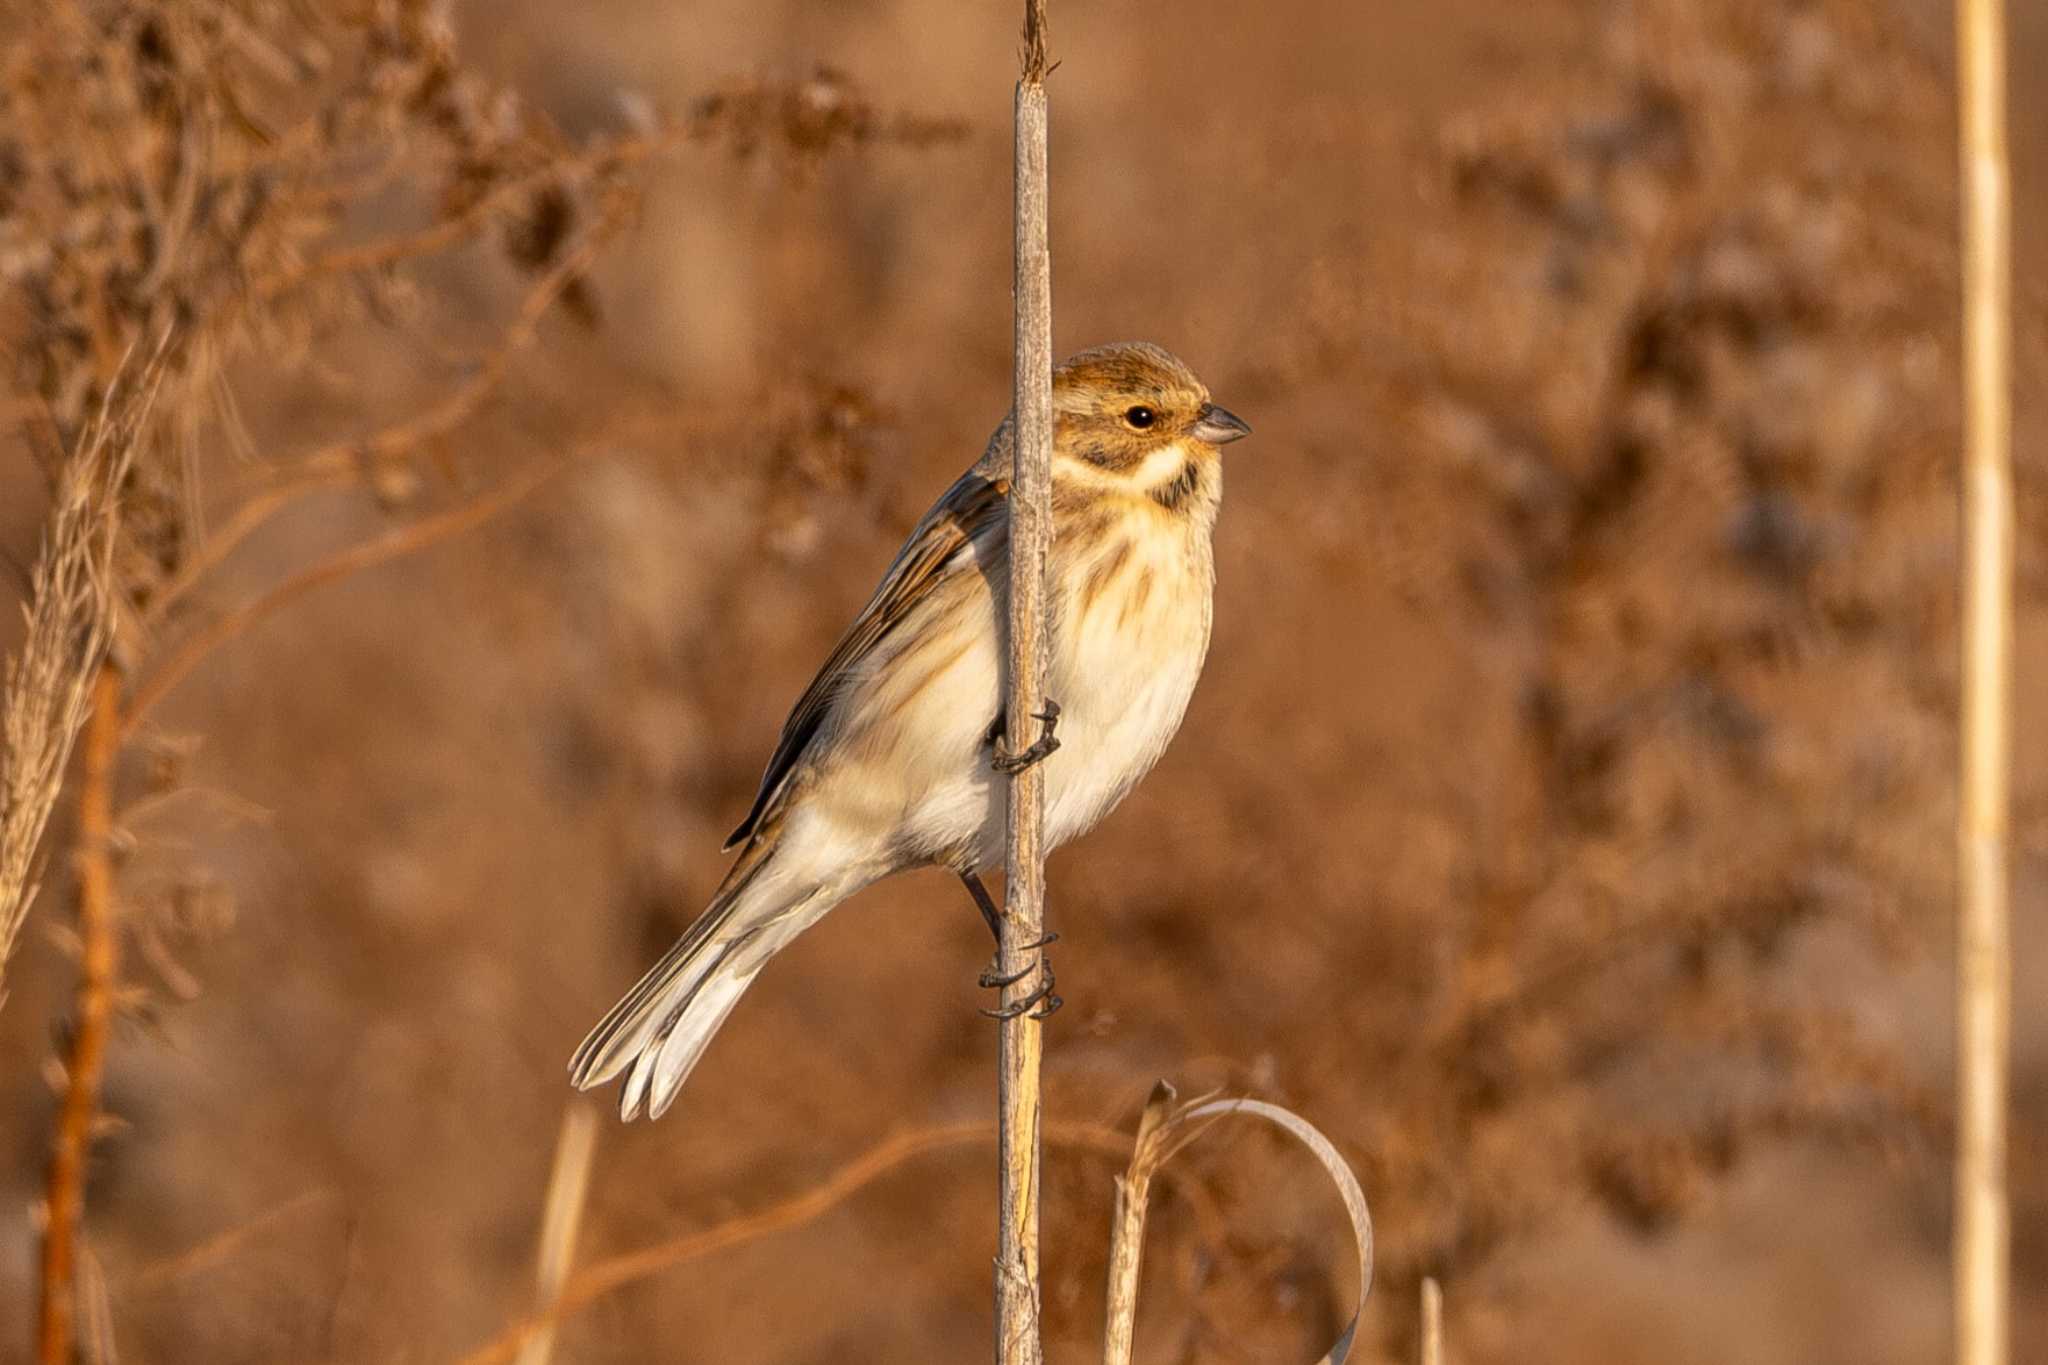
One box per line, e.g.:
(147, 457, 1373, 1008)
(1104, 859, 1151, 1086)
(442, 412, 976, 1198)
(981, 978, 1063, 1021)
(976, 932, 1059, 987)
(991, 698, 1062, 774)
(979, 943, 1062, 1020)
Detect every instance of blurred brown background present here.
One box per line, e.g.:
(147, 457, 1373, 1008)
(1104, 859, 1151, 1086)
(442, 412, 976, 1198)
(2, 0, 2045, 1360)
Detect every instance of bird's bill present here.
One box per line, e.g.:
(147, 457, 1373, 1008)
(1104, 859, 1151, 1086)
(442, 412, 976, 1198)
(1191, 402, 1251, 445)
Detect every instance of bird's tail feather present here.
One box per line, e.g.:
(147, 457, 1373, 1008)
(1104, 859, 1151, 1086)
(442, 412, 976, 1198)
(569, 843, 784, 1120)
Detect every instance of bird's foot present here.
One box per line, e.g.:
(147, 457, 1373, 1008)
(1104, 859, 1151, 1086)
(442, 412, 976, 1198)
(981, 973, 1062, 1021)
(976, 932, 1059, 987)
(991, 698, 1062, 774)
(980, 943, 1062, 1020)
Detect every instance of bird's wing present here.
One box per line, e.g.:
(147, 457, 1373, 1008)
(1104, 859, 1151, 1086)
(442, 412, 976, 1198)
(724, 466, 1009, 849)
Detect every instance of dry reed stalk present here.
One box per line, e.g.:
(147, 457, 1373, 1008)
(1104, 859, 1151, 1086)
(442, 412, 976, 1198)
(514, 1105, 600, 1365)
(997, 3, 1054, 1364)
(0, 375, 148, 1005)
(457, 1119, 1163, 1365)
(37, 663, 122, 1365)
(1420, 1278, 1442, 1365)
(1103, 1083, 1373, 1365)
(1954, 0, 2013, 1361)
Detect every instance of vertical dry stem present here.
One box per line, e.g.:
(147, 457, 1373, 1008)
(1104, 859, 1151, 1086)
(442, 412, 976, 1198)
(515, 1104, 599, 1365)
(38, 664, 123, 1365)
(1420, 1278, 1443, 1365)
(1102, 1093, 1173, 1365)
(997, 3, 1053, 1362)
(1955, 0, 2012, 1362)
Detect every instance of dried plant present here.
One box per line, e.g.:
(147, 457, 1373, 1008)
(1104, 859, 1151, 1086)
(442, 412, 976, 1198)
(513, 1105, 599, 1365)
(1318, 0, 1964, 1300)
(1, 4, 968, 1361)
(1954, 0, 2015, 1359)
(460, 1119, 1156, 1365)
(461, 1087, 1370, 1365)
(1104, 1083, 1373, 1365)
(997, 3, 1057, 1359)
(0, 361, 153, 1004)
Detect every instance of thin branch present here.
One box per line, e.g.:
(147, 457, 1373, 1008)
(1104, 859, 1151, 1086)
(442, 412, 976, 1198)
(149, 223, 613, 625)
(253, 72, 971, 308)
(251, 126, 685, 306)
(998, 10, 1055, 1362)
(37, 664, 123, 1365)
(141, 468, 357, 626)
(122, 458, 569, 743)
(1955, 0, 2013, 1361)
(454, 1120, 1151, 1365)
(131, 1188, 340, 1291)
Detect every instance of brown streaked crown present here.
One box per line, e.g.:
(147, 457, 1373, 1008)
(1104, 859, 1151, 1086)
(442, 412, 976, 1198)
(1052, 342, 1215, 474)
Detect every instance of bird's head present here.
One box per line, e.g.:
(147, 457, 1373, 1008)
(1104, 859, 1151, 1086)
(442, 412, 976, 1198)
(1049, 342, 1249, 498)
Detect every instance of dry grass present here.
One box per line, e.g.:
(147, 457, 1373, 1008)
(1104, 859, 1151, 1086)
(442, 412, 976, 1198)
(1103, 1083, 1373, 1365)
(510, 1104, 598, 1365)
(0, 366, 152, 1005)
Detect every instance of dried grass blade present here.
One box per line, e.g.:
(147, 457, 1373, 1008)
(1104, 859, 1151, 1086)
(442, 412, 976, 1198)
(514, 1104, 599, 1365)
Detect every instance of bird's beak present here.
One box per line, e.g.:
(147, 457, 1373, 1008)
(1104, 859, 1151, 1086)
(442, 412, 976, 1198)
(1191, 402, 1251, 445)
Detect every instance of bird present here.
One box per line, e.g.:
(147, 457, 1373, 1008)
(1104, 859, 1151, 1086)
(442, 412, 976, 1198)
(569, 341, 1251, 1120)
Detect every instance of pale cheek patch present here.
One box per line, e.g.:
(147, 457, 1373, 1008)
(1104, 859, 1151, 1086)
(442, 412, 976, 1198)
(1129, 441, 1193, 487)
(1056, 440, 1193, 492)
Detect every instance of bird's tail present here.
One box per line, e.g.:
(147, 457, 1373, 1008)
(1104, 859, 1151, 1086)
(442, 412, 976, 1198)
(569, 842, 804, 1120)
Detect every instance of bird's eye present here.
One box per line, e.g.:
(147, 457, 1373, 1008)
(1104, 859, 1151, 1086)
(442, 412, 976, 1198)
(1124, 405, 1156, 429)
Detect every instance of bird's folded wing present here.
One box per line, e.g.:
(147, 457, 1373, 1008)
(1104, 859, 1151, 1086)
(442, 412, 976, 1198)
(724, 467, 1010, 849)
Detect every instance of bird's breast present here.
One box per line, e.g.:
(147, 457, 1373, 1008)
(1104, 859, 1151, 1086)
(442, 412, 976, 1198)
(1040, 515, 1215, 849)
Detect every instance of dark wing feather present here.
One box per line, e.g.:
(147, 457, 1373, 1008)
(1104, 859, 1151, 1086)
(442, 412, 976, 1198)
(724, 469, 1008, 849)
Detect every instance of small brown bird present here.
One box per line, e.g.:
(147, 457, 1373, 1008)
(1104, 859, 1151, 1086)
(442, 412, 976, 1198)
(571, 342, 1249, 1119)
